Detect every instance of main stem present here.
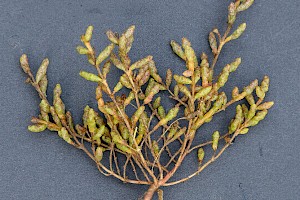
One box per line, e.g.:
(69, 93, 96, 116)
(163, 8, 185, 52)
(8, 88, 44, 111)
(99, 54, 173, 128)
(144, 184, 159, 200)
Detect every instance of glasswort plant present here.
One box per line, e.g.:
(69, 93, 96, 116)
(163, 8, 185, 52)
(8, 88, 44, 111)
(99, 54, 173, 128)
(19, 1, 273, 199)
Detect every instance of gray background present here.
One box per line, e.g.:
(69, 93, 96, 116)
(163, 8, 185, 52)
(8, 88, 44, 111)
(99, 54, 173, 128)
(1, 0, 299, 199)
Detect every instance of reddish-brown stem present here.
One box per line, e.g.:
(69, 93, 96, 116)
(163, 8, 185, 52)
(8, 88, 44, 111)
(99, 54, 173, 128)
(143, 184, 159, 200)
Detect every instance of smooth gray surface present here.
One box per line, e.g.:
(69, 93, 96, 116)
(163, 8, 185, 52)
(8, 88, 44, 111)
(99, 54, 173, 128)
(1, 0, 299, 199)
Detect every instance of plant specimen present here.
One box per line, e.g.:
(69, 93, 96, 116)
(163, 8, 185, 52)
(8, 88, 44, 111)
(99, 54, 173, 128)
(19, 0, 273, 199)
